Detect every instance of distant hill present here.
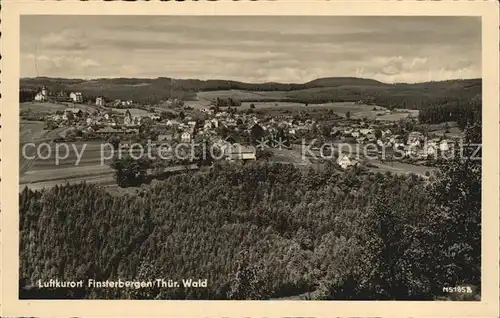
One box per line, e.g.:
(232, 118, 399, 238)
(304, 77, 387, 88)
(20, 76, 481, 109)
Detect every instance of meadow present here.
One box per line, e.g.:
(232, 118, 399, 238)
(20, 102, 97, 115)
(19, 141, 115, 191)
(110, 108, 151, 116)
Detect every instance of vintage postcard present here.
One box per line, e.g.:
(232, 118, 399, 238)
(1, 0, 499, 317)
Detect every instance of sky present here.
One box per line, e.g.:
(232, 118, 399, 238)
(20, 16, 481, 84)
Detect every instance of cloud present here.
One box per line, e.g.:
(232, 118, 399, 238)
(23, 54, 100, 77)
(39, 29, 89, 51)
(20, 16, 481, 83)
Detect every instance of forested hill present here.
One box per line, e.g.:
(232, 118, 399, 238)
(21, 76, 388, 91)
(19, 121, 481, 300)
(20, 76, 481, 108)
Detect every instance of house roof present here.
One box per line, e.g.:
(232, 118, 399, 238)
(227, 144, 255, 154)
(96, 127, 121, 133)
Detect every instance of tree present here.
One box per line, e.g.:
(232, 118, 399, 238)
(250, 103, 256, 109)
(44, 120, 56, 130)
(419, 119, 481, 296)
(374, 129, 382, 139)
(227, 256, 270, 300)
(179, 111, 185, 120)
(346, 111, 351, 119)
(250, 124, 265, 143)
(107, 136, 120, 150)
(320, 124, 332, 138)
(109, 156, 149, 187)
(66, 111, 75, 122)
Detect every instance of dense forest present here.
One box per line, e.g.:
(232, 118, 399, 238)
(19, 119, 481, 300)
(20, 77, 481, 111)
(417, 98, 482, 127)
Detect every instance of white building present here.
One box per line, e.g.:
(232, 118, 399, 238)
(204, 120, 213, 130)
(34, 86, 48, 102)
(424, 144, 438, 156)
(149, 114, 161, 121)
(359, 128, 373, 136)
(95, 97, 104, 106)
(225, 144, 256, 161)
(440, 140, 453, 152)
(337, 154, 358, 169)
(211, 118, 219, 128)
(181, 132, 192, 143)
(69, 92, 83, 103)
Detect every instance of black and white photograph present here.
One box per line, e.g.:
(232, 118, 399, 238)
(17, 14, 484, 301)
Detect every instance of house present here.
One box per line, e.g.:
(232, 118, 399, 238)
(351, 131, 360, 138)
(366, 133, 376, 142)
(65, 108, 82, 114)
(124, 110, 133, 126)
(149, 114, 161, 121)
(94, 127, 124, 136)
(359, 128, 373, 136)
(181, 132, 192, 143)
(157, 134, 173, 142)
(132, 116, 142, 126)
(407, 131, 424, 145)
(166, 119, 180, 127)
(34, 86, 48, 102)
(250, 123, 266, 140)
(204, 120, 213, 130)
(343, 128, 354, 135)
(330, 127, 342, 137)
(225, 144, 257, 161)
(211, 118, 219, 128)
(408, 139, 421, 147)
(357, 136, 367, 144)
(440, 139, 453, 152)
(336, 154, 359, 170)
(69, 92, 83, 103)
(424, 144, 438, 156)
(83, 126, 95, 134)
(95, 97, 104, 106)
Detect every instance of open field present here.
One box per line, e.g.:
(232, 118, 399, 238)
(367, 160, 436, 177)
(375, 113, 410, 121)
(395, 108, 420, 117)
(110, 108, 150, 116)
(19, 126, 68, 175)
(241, 101, 309, 109)
(21, 102, 97, 115)
(196, 89, 293, 102)
(20, 174, 116, 192)
(19, 141, 116, 191)
(20, 121, 46, 142)
(269, 148, 311, 165)
(238, 101, 388, 118)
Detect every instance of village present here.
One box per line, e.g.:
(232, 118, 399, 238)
(27, 85, 459, 172)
